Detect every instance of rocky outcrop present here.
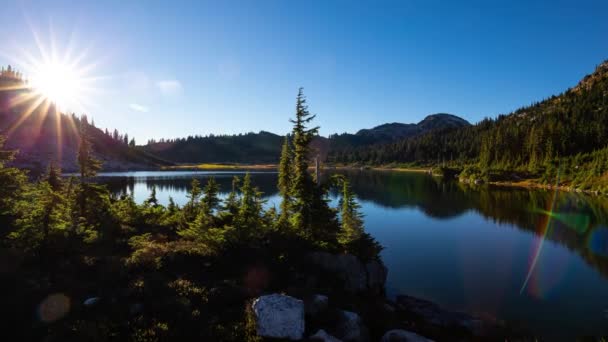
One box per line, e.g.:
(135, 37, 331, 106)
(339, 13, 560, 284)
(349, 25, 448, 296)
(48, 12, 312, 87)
(251, 294, 305, 340)
(308, 252, 387, 293)
(335, 310, 369, 342)
(380, 329, 434, 342)
(310, 329, 343, 342)
(305, 294, 329, 316)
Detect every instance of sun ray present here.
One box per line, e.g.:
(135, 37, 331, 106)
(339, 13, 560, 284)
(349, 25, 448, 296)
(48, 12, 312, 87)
(6, 95, 47, 137)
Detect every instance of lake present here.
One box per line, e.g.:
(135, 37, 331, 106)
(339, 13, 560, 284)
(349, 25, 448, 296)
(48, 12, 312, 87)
(96, 170, 608, 339)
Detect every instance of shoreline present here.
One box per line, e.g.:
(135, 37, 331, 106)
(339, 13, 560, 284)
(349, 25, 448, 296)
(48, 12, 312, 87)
(102, 163, 605, 196)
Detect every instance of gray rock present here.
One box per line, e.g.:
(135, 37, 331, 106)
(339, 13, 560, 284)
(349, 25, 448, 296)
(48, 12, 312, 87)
(335, 310, 369, 342)
(310, 329, 343, 342)
(381, 329, 434, 342)
(251, 294, 305, 340)
(365, 260, 387, 293)
(309, 252, 386, 293)
(383, 303, 396, 313)
(305, 294, 329, 315)
(83, 297, 100, 306)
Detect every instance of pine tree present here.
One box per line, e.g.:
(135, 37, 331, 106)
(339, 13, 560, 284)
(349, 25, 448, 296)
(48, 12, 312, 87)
(202, 177, 220, 215)
(277, 136, 293, 227)
(77, 121, 102, 180)
(46, 162, 62, 192)
(183, 179, 202, 222)
(337, 177, 364, 245)
(0, 135, 26, 219)
(236, 173, 264, 238)
(289, 88, 319, 235)
(145, 185, 159, 207)
(220, 176, 240, 225)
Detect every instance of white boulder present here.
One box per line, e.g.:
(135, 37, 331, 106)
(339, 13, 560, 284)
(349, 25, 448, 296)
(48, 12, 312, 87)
(251, 294, 305, 340)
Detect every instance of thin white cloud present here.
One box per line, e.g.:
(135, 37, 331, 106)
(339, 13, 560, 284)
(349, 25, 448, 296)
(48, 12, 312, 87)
(129, 103, 149, 112)
(156, 80, 182, 95)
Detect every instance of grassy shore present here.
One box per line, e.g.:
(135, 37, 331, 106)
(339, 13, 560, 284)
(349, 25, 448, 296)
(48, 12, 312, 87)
(163, 163, 278, 170)
(164, 163, 432, 173)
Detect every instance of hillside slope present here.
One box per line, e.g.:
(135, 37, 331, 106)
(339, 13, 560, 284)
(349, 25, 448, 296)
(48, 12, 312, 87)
(0, 69, 171, 172)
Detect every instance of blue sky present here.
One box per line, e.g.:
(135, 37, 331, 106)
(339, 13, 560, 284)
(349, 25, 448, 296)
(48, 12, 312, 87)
(1, 0, 607, 142)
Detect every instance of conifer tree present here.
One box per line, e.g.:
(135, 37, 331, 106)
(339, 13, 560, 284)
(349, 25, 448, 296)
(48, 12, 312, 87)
(289, 88, 319, 235)
(236, 173, 264, 238)
(46, 162, 62, 192)
(202, 177, 220, 215)
(145, 185, 159, 207)
(0, 135, 26, 218)
(220, 176, 240, 225)
(181, 179, 203, 224)
(337, 177, 364, 245)
(277, 136, 292, 227)
(77, 121, 102, 180)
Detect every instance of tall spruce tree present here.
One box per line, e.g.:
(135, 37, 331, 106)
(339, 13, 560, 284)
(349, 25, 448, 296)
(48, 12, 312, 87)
(277, 136, 293, 227)
(289, 88, 319, 235)
(77, 120, 102, 180)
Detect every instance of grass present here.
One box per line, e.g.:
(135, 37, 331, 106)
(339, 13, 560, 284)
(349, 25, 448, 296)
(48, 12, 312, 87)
(163, 163, 278, 170)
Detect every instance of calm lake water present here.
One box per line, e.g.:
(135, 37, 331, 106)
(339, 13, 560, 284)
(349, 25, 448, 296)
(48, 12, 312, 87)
(96, 170, 608, 339)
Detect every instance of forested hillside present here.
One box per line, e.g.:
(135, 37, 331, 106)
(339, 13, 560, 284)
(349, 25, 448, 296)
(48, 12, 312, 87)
(144, 131, 284, 164)
(144, 113, 470, 164)
(0, 67, 170, 172)
(330, 61, 608, 191)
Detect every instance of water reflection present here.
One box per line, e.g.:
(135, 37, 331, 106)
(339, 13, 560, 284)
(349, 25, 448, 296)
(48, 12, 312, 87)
(96, 169, 608, 339)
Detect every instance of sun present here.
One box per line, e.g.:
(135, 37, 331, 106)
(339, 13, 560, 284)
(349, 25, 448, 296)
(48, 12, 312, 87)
(0, 23, 101, 115)
(30, 60, 84, 110)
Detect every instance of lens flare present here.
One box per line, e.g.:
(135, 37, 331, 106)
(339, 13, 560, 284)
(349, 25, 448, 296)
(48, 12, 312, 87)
(38, 293, 71, 323)
(520, 168, 562, 295)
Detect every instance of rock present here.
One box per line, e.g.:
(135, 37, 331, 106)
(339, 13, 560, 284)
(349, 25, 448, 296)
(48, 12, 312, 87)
(473, 179, 484, 185)
(308, 252, 386, 293)
(310, 329, 343, 342)
(83, 297, 100, 306)
(251, 294, 304, 340)
(380, 329, 434, 342)
(395, 295, 491, 336)
(365, 260, 387, 293)
(305, 294, 329, 315)
(383, 303, 396, 313)
(335, 310, 369, 342)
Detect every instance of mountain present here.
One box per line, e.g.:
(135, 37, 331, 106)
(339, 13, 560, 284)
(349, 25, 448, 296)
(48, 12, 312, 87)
(327, 113, 470, 151)
(356, 113, 469, 141)
(0, 68, 171, 172)
(331, 60, 608, 189)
